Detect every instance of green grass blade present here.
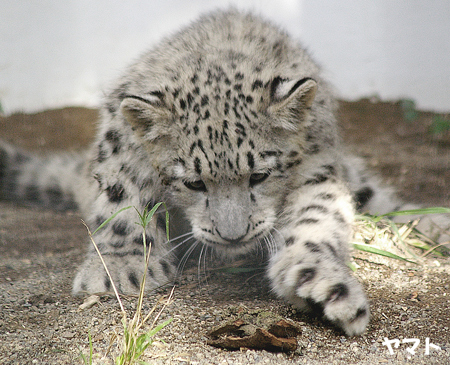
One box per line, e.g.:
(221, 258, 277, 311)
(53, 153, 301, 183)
(79, 331, 93, 365)
(133, 318, 173, 358)
(354, 214, 377, 222)
(93, 206, 133, 234)
(88, 331, 93, 365)
(347, 261, 358, 272)
(165, 207, 170, 241)
(374, 207, 450, 222)
(145, 317, 173, 338)
(407, 240, 444, 256)
(134, 334, 150, 359)
(135, 203, 160, 228)
(136, 202, 170, 240)
(352, 243, 417, 264)
(143, 202, 163, 224)
(79, 351, 88, 365)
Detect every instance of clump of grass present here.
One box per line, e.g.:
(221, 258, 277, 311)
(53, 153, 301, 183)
(79, 203, 173, 365)
(400, 98, 450, 137)
(430, 115, 450, 136)
(400, 99, 418, 122)
(352, 207, 450, 266)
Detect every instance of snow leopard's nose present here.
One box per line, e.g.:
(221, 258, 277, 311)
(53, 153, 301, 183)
(216, 224, 250, 244)
(208, 184, 251, 244)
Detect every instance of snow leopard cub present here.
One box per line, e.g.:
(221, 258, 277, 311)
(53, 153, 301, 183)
(3, 9, 410, 336)
(86, 9, 374, 335)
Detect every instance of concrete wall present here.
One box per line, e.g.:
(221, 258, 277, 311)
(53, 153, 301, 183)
(1, 0, 449, 113)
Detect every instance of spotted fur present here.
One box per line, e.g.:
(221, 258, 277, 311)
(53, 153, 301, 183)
(1, 9, 448, 336)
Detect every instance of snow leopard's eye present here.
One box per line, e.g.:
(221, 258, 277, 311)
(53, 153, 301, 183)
(249, 172, 270, 186)
(183, 179, 207, 192)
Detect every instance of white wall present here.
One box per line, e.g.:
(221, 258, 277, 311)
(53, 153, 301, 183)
(1, 1, 449, 114)
(300, 1, 450, 112)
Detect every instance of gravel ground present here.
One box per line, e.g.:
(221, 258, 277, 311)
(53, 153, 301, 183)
(0, 200, 449, 364)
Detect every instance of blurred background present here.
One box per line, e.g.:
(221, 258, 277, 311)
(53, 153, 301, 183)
(1, 0, 449, 114)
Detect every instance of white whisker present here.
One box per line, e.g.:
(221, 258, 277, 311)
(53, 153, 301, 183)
(197, 244, 206, 283)
(175, 239, 200, 279)
(271, 228, 285, 250)
(256, 237, 265, 256)
(204, 245, 210, 281)
(167, 231, 196, 244)
(259, 229, 280, 259)
(271, 233, 278, 255)
(164, 232, 196, 256)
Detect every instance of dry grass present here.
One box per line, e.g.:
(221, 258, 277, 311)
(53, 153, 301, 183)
(79, 204, 173, 365)
(352, 208, 450, 266)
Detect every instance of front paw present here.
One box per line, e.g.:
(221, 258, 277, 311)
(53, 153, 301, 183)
(72, 254, 174, 295)
(269, 255, 369, 336)
(319, 278, 369, 336)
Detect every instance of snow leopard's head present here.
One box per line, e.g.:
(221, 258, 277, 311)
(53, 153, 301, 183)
(120, 75, 317, 256)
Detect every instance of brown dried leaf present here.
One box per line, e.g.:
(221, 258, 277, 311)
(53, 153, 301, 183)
(207, 311, 301, 352)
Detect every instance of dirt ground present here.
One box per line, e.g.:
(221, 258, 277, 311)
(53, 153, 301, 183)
(0, 100, 449, 364)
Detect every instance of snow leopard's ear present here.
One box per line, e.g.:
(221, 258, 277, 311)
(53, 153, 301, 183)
(268, 77, 317, 131)
(120, 92, 173, 142)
